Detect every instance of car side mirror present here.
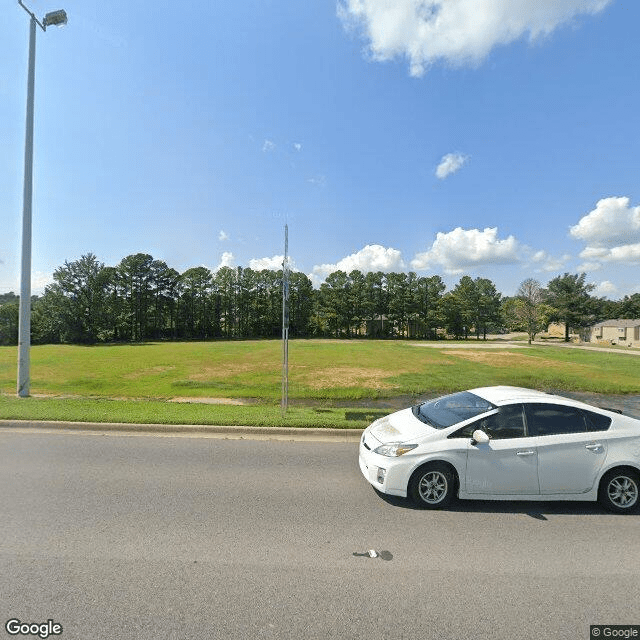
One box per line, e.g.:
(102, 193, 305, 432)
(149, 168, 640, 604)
(471, 429, 490, 445)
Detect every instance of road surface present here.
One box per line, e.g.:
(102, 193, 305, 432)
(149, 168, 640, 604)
(1, 429, 639, 639)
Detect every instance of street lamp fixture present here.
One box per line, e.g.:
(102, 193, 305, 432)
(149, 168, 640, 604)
(16, 1, 67, 397)
(43, 9, 68, 28)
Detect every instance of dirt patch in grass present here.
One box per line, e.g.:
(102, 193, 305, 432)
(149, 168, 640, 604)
(169, 397, 249, 405)
(297, 367, 400, 390)
(411, 342, 529, 349)
(188, 364, 258, 380)
(441, 351, 579, 369)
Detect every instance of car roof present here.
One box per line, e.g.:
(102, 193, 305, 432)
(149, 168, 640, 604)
(469, 386, 579, 407)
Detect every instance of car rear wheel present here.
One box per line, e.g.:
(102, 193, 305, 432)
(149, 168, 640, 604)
(598, 468, 639, 513)
(408, 463, 456, 509)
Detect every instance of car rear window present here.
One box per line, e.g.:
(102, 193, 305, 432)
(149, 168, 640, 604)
(412, 391, 495, 429)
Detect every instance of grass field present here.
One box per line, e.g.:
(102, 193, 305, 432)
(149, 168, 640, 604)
(1, 339, 639, 427)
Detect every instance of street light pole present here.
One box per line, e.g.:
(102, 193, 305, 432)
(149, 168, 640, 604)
(17, 11, 36, 397)
(16, 1, 67, 397)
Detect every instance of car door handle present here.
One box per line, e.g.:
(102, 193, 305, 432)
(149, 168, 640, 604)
(516, 450, 535, 456)
(585, 443, 603, 452)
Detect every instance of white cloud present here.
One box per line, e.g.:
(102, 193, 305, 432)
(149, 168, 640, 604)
(435, 153, 469, 179)
(338, 0, 612, 77)
(33, 272, 54, 295)
(411, 227, 519, 274)
(593, 280, 618, 298)
(530, 250, 569, 273)
(571, 197, 640, 268)
(578, 246, 609, 260)
(576, 261, 602, 272)
(293, 142, 302, 152)
(262, 139, 276, 152)
(248, 255, 298, 271)
(570, 197, 640, 245)
(214, 252, 235, 271)
(218, 230, 229, 241)
(311, 244, 405, 284)
(579, 243, 640, 265)
(0, 271, 52, 296)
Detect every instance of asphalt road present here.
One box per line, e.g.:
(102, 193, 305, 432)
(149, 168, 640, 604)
(1, 429, 639, 640)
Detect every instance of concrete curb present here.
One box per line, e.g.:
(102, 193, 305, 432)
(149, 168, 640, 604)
(0, 419, 364, 442)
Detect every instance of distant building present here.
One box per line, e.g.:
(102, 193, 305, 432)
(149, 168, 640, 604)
(545, 322, 567, 338)
(586, 319, 640, 346)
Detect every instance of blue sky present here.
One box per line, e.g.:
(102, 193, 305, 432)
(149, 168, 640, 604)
(1, 0, 639, 298)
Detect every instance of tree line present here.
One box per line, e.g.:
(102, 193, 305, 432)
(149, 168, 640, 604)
(1, 252, 639, 346)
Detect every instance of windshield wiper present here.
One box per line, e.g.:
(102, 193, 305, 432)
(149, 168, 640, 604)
(412, 404, 433, 426)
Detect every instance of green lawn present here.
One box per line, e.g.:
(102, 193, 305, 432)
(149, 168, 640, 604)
(1, 339, 639, 427)
(0, 395, 387, 428)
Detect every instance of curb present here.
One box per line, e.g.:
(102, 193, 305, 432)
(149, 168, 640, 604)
(0, 419, 364, 443)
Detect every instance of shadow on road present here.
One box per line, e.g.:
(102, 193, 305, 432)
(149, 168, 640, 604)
(373, 488, 639, 519)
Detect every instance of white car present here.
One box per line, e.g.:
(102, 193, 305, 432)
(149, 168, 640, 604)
(359, 386, 640, 513)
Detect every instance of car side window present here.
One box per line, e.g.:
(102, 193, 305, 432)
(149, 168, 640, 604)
(448, 422, 478, 439)
(448, 405, 525, 440)
(525, 404, 586, 436)
(581, 409, 612, 432)
(475, 405, 526, 439)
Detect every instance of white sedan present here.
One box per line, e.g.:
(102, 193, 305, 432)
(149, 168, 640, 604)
(359, 386, 640, 513)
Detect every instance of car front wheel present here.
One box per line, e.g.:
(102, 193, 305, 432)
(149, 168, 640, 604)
(598, 468, 640, 513)
(408, 463, 456, 509)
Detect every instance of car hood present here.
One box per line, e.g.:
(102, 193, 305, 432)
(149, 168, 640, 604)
(368, 408, 438, 444)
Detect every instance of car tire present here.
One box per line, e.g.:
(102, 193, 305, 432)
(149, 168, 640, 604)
(598, 467, 640, 513)
(408, 463, 456, 509)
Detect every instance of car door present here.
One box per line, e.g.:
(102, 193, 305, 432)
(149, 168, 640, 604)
(525, 403, 609, 494)
(464, 404, 540, 495)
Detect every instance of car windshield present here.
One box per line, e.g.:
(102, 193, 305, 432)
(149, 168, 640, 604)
(412, 391, 495, 429)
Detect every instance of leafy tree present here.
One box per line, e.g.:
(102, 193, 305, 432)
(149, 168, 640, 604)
(37, 253, 109, 343)
(363, 272, 388, 337)
(318, 271, 350, 337)
(116, 253, 156, 341)
(254, 269, 282, 337)
(386, 272, 409, 337)
(474, 277, 502, 339)
(215, 266, 239, 338)
(0, 302, 19, 345)
(348, 270, 367, 337)
(616, 293, 640, 319)
(501, 297, 526, 332)
(450, 276, 478, 339)
(149, 261, 180, 339)
(180, 266, 213, 339)
(546, 273, 596, 341)
(0, 292, 19, 305)
(440, 291, 465, 338)
(516, 278, 544, 344)
(414, 275, 445, 339)
(289, 272, 314, 337)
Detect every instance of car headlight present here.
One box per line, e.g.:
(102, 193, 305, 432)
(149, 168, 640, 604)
(373, 443, 418, 457)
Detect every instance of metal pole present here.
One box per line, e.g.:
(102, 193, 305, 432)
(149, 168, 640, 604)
(17, 14, 37, 397)
(281, 225, 289, 415)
